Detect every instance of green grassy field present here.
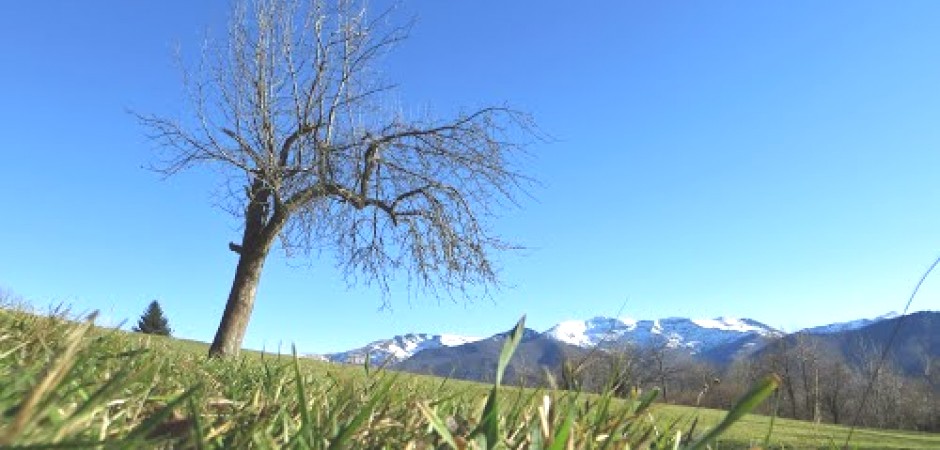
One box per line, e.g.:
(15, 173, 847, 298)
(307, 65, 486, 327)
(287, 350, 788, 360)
(1, 307, 937, 449)
(653, 404, 940, 449)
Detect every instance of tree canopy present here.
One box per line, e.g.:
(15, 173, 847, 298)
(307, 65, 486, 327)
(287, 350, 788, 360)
(138, 0, 536, 357)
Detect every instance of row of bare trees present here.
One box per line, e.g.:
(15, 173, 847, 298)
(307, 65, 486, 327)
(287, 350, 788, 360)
(553, 335, 940, 432)
(553, 339, 722, 405)
(735, 334, 940, 431)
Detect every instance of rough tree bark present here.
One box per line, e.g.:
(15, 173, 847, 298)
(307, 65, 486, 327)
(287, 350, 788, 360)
(209, 182, 286, 356)
(138, 0, 537, 357)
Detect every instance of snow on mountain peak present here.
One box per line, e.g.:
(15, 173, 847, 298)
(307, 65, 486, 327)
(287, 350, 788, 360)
(549, 320, 590, 347)
(545, 316, 638, 347)
(438, 334, 481, 347)
(803, 311, 899, 334)
(322, 332, 481, 365)
(617, 316, 638, 328)
(691, 317, 770, 334)
(650, 319, 663, 335)
(544, 315, 780, 353)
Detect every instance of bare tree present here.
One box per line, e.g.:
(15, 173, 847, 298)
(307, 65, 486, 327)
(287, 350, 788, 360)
(791, 333, 821, 423)
(640, 336, 683, 402)
(818, 356, 856, 425)
(138, 0, 536, 357)
(604, 343, 641, 397)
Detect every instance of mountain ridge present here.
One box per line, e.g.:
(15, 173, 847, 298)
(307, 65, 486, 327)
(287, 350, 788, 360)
(319, 332, 482, 365)
(314, 311, 906, 365)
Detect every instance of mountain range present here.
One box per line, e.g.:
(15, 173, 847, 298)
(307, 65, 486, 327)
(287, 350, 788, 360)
(306, 310, 940, 386)
(544, 316, 779, 352)
(311, 312, 907, 366)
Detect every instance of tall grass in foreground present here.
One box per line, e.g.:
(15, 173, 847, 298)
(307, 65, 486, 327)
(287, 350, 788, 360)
(1, 307, 781, 448)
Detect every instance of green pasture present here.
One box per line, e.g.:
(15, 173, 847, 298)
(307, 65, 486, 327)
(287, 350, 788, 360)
(0, 307, 937, 448)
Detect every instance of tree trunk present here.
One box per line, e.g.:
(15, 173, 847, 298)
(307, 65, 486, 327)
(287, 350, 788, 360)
(207, 242, 271, 357)
(208, 188, 283, 358)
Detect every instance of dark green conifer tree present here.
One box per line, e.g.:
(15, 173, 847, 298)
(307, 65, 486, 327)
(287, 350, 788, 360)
(133, 300, 171, 336)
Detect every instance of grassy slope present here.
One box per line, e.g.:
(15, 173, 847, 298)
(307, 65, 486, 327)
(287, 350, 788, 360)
(0, 307, 937, 449)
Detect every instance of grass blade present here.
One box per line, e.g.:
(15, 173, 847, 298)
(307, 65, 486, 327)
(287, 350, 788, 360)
(471, 315, 527, 449)
(547, 401, 574, 450)
(635, 387, 659, 415)
(123, 384, 201, 445)
(327, 374, 395, 450)
(187, 397, 206, 450)
(688, 374, 781, 450)
(417, 402, 460, 449)
(291, 345, 314, 448)
(495, 316, 526, 388)
(0, 313, 96, 446)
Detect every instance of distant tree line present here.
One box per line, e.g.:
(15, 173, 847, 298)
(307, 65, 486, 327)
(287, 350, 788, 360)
(552, 334, 940, 432)
(730, 334, 939, 431)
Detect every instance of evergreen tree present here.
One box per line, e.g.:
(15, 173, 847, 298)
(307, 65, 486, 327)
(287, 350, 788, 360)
(133, 300, 171, 336)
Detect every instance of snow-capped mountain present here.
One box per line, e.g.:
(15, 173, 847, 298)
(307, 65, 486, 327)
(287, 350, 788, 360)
(544, 316, 780, 354)
(319, 311, 938, 388)
(321, 333, 481, 365)
(313, 312, 909, 368)
(802, 312, 899, 334)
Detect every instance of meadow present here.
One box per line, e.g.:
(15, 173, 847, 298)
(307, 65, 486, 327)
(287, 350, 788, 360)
(1, 305, 938, 449)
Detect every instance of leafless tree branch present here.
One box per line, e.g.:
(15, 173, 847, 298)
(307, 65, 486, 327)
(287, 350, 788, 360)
(137, 0, 538, 356)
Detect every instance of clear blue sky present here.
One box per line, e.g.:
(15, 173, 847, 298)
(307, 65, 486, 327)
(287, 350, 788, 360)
(2, 1, 939, 354)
